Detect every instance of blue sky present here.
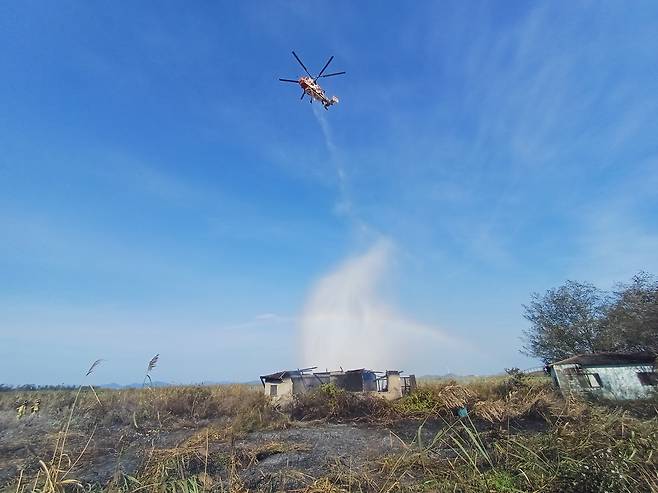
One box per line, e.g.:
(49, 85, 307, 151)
(1, 2, 657, 385)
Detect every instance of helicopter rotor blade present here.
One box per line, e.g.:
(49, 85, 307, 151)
(279, 78, 299, 83)
(319, 71, 346, 78)
(315, 56, 334, 80)
(292, 51, 312, 78)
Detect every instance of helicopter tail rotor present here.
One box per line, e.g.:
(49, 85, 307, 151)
(323, 96, 339, 109)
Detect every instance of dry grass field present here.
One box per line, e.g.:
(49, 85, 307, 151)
(1, 373, 657, 492)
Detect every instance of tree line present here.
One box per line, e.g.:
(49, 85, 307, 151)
(0, 384, 77, 392)
(522, 272, 658, 364)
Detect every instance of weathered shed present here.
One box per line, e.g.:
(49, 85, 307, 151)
(259, 367, 416, 402)
(549, 351, 657, 400)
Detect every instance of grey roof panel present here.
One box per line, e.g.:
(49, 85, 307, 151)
(550, 351, 656, 367)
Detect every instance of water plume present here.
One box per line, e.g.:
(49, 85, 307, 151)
(312, 104, 352, 216)
(300, 239, 457, 371)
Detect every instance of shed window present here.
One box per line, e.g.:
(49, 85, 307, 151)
(270, 384, 278, 396)
(587, 373, 602, 388)
(637, 372, 658, 386)
(574, 372, 601, 388)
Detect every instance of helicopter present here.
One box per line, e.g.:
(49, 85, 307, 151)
(279, 51, 346, 110)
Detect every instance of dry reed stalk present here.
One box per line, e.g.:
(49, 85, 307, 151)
(143, 354, 159, 388)
(302, 477, 345, 493)
(54, 359, 103, 479)
(37, 459, 83, 492)
(203, 427, 209, 491)
(62, 425, 97, 479)
(184, 425, 234, 449)
(436, 385, 474, 409)
(85, 359, 103, 376)
(473, 399, 507, 423)
(14, 469, 23, 493)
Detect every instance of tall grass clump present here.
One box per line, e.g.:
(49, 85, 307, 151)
(312, 405, 657, 493)
(14, 359, 104, 493)
(291, 383, 391, 422)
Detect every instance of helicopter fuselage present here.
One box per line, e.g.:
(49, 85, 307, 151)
(279, 52, 344, 110)
(299, 77, 338, 108)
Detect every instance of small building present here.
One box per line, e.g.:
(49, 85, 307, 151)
(259, 367, 416, 402)
(548, 351, 657, 400)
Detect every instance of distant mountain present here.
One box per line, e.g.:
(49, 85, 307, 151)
(98, 381, 172, 389)
(417, 373, 482, 381)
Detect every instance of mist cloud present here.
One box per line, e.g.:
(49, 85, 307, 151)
(300, 239, 460, 371)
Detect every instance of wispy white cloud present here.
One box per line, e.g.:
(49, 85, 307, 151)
(573, 157, 658, 287)
(578, 212, 658, 289)
(222, 312, 294, 332)
(328, 3, 658, 278)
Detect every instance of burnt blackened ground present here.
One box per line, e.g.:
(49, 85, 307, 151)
(0, 409, 195, 487)
(0, 409, 413, 490)
(1, 405, 552, 492)
(237, 423, 405, 490)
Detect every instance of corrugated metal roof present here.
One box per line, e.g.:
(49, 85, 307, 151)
(259, 367, 382, 384)
(260, 371, 293, 382)
(259, 367, 318, 385)
(550, 351, 656, 367)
